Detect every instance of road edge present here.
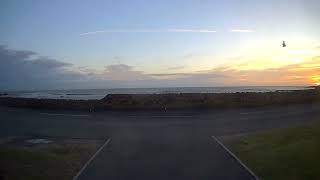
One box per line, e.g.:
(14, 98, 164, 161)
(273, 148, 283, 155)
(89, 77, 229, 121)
(73, 138, 112, 180)
(211, 136, 260, 180)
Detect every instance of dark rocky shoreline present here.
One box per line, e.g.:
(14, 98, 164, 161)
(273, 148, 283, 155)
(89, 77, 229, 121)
(0, 86, 319, 111)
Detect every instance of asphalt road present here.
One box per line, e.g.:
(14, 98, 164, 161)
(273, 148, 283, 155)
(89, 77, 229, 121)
(1, 103, 320, 180)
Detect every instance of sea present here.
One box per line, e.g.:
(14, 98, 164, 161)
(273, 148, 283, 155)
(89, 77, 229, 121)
(1, 86, 313, 100)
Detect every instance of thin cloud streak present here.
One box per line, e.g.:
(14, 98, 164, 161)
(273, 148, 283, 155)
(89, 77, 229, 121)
(168, 28, 217, 33)
(80, 28, 217, 36)
(229, 29, 254, 33)
(80, 28, 255, 36)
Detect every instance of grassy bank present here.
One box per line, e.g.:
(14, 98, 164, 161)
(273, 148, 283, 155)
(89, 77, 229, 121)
(0, 140, 101, 180)
(231, 120, 320, 180)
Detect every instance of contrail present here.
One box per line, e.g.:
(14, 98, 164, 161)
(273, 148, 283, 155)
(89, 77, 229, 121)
(80, 28, 217, 36)
(229, 29, 254, 33)
(168, 28, 217, 33)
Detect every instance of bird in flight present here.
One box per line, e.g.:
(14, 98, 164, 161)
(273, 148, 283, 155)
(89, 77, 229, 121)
(282, 41, 286, 47)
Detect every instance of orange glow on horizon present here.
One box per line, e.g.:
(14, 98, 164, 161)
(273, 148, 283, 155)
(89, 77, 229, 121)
(311, 75, 320, 85)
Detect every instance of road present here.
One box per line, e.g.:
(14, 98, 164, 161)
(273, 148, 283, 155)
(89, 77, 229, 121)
(1, 103, 320, 180)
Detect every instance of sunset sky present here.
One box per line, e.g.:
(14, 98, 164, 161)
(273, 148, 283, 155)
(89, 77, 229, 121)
(1, 0, 320, 90)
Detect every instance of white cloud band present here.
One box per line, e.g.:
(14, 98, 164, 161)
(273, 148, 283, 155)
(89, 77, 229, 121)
(229, 29, 254, 33)
(80, 28, 217, 36)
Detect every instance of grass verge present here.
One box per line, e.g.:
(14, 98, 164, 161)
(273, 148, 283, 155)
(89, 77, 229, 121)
(0, 140, 100, 180)
(231, 121, 320, 180)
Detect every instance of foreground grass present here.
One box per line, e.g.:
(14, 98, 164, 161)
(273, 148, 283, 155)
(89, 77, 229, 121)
(0, 144, 98, 180)
(231, 121, 320, 180)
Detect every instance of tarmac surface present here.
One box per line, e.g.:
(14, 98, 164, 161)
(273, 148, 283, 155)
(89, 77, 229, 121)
(1, 103, 320, 180)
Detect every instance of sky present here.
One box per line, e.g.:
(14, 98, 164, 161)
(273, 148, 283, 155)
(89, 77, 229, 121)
(1, 0, 320, 90)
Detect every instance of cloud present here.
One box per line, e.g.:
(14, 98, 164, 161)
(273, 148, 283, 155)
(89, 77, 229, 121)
(167, 65, 185, 70)
(149, 72, 226, 79)
(149, 73, 195, 77)
(1, 46, 228, 90)
(146, 57, 319, 86)
(100, 64, 152, 81)
(113, 56, 124, 61)
(229, 29, 254, 33)
(182, 53, 196, 59)
(31, 57, 72, 68)
(80, 28, 258, 36)
(0, 46, 85, 90)
(167, 28, 217, 33)
(210, 56, 320, 86)
(0, 45, 37, 59)
(80, 28, 217, 36)
(1, 45, 318, 90)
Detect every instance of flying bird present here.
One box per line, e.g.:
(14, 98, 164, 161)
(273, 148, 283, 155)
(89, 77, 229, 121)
(282, 41, 286, 47)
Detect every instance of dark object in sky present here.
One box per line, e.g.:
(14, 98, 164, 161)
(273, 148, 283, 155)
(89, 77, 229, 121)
(282, 41, 286, 47)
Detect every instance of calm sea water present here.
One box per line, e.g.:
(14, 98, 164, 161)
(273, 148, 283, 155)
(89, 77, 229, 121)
(2, 86, 313, 100)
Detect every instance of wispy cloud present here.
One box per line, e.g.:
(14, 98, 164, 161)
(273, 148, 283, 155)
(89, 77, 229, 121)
(167, 28, 217, 33)
(80, 28, 257, 36)
(229, 29, 254, 33)
(167, 65, 185, 71)
(80, 28, 217, 36)
(148, 72, 226, 79)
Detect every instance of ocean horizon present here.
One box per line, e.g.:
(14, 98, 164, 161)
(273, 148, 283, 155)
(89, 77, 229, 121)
(1, 86, 314, 100)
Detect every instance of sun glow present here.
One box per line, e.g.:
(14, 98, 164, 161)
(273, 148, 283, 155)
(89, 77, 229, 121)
(225, 37, 320, 71)
(311, 75, 320, 85)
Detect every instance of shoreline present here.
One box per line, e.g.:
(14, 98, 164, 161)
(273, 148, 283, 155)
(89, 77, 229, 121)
(0, 86, 319, 111)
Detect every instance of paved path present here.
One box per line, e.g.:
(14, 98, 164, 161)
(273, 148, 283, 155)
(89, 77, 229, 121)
(77, 130, 254, 180)
(1, 103, 320, 179)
